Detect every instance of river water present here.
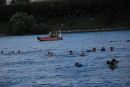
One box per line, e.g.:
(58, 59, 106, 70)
(0, 30, 130, 87)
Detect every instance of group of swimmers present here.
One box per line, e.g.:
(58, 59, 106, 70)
(1, 46, 114, 56)
(86, 46, 114, 52)
(45, 46, 114, 57)
(1, 47, 117, 69)
(75, 58, 118, 68)
(70, 46, 114, 56)
(1, 50, 20, 54)
(72, 47, 115, 68)
(101, 46, 114, 51)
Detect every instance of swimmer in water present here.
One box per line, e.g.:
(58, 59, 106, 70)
(80, 53, 86, 56)
(1, 51, 3, 54)
(17, 50, 20, 53)
(101, 47, 105, 51)
(110, 47, 114, 51)
(92, 47, 96, 52)
(47, 52, 52, 56)
(70, 50, 74, 55)
(75, 62, 83, 67)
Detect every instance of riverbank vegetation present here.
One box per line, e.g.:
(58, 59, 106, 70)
(0, 0, 130, 35)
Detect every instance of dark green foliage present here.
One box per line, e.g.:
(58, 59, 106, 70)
(9, 12, 36, 35)
(8, 12, 49, 35)
(37, 23, 49, 34)
(31, 23, 49, 34)
(0, 0, 130, 35)
(69, 20, 78, 26)
(0, 0, 130, 22)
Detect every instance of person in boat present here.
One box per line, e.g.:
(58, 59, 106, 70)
(70, 50, 74, 55)
(55, 33, 58, 37)
(1, 51, 3, 54)
(51, 34, 54, 37)
(47, 52, 52, 56)
(51, 32, 58, 37)
(75, 62, 83, 67)
(80, 53, 86, 56)
(101, 47, 105, 51)
(110, 47, 114, 51)
(92, 47, 96, 52)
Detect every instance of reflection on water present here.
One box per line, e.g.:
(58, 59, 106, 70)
(0, 30, 130, 87)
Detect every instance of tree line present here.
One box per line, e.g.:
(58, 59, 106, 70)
(0, 0, 130, 22)
(0, 0, 130, 35)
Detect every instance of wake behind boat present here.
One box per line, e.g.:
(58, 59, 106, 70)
(37, 31, 63, 41)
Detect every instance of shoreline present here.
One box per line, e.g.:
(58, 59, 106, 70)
(61, 28, 130, 33)
(0, 33, 6, 37)
(0, 29, 130, 36)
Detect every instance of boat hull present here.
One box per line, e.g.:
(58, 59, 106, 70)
(37, 37, 63, 41)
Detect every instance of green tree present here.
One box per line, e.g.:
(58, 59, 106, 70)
(37, 23, 49, 34)
(9, 12, 36, 35)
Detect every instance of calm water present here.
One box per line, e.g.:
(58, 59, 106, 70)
(0, 30, 130, 87)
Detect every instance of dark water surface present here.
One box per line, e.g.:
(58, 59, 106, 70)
(0, 30, 130, 87)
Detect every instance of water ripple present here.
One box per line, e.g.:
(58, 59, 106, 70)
(0, 30, 130, 87)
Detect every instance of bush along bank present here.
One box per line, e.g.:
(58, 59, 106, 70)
(1, 12, 130, 35)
